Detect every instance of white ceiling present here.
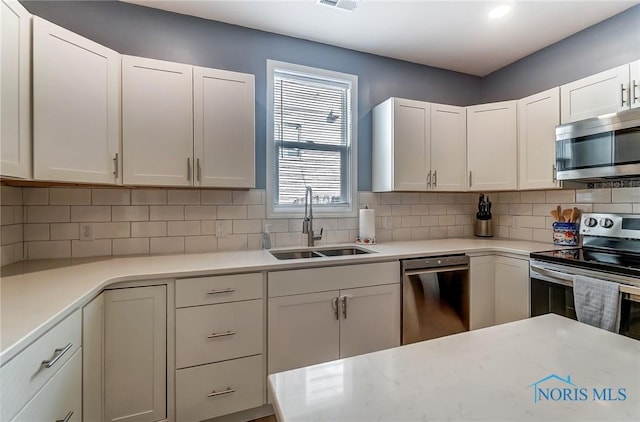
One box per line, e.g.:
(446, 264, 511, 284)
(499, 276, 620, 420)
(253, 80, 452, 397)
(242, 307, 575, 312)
(121, 0, 639, 76)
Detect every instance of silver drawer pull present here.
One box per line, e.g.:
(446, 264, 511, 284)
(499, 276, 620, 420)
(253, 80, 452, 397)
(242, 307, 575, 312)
(207, 387, 236, 398)
(206, 288, 235, 295)
(41, 343, 72, 368)
(207, 330, 236, 339)
(56, 411, 74, 422)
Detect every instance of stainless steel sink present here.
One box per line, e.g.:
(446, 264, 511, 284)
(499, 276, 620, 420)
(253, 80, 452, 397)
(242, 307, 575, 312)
(270, 246, 373, 260)
(270, 250, 323, 260)
(315, 247, 372, 256)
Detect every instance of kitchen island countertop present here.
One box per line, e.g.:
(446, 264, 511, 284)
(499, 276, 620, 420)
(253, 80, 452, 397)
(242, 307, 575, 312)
(1, 238, 555, 363)
(268, 314, 640, 421)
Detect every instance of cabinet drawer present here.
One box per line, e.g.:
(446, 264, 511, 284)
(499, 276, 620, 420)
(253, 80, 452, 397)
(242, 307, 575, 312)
(0, 309, 81, 421)
(176, 299, 263, 368)
(11, 349, 82, 422)
(176, 355, 264, 422)
(176, 273, 262, 307)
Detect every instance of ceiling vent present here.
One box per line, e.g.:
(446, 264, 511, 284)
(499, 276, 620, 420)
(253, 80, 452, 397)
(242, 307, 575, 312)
(316, 0, 359, 12)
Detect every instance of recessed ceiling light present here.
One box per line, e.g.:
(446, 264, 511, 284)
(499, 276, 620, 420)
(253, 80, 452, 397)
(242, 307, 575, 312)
(488, 5, 511, 19)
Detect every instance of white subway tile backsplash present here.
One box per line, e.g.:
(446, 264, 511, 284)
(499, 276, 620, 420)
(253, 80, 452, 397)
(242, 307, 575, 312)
(520, 191, 546, 204)
(168, 221, 201, 236)
(113, 238, 149, 256)
(411, 227, 429, 240)
(498, 192, 520, 204)
(513, 215, 546, 229)
(275, 232, 302, 247)
(381, 192, 403, 205)
(402, 193, 422, 205)
(233, 190, 264, 205)
(27, 240, 71, 259)
(150, 237, 185, 254)
(72, 239, 111, 257)
(447, 226, 464, 237)
(132, 222, 167, 238)
(509, 227, 533, 241)
(23, 188, 48, 205)
(326, 230, 351, 244)
(50, 188, 91, 205)
(1, 225, 22, 246)
(1, 206, 15, 225)
(131, 189, 167, 205)
(185, 205, 216, 221)
(201, 190, 233, 205)
(1, 244, 16, 265)
(217, 205, 247, 220)
(93, 189, 131, 205)
(372, 204, 392, 216)
(509, 203, 533, 216)
(50, 223, 79, 240)
(429, 226, 447, 239)
(27, 206, 70, 223)
(546, 190, 575, 204)
(71, 206, 110, 222)
(262, 219, 289, 233)
(358, 192, 380, 206)
(410, 205, 430, 216)
(247, 205, 266, 219)
(338, 217, 358, 230)
(401, 216, 421, 228)
(420, 216, 438, 226)
(150, 206, 184, 221)
(94, 222, 130, 239)
(217, 234, 248, 251)
(612, 187, 640, 203)
(455, 215, 473, 225)
(437, 193, 455, 204)
(438, 215, 455, 226)
(1, 186, 22, 205)
(112, 206, 149, 221)
(533, 228, 552, 243)
(429, 204, 447, 215)
(392, 228, 412, 241)
(314, 218, 338, 231)
(233, 219, 261, 234)
(576, 189, 612, 203)
(168, 189, 200, 205)
(185, 236, 217, 253)
(593, 203, 633, 213)
(24, 224, 49, 241)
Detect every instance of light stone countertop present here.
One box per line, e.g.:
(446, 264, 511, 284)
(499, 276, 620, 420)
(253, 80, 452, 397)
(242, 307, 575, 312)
(268, 314, 640, 422)
(0, 238, 556, 363)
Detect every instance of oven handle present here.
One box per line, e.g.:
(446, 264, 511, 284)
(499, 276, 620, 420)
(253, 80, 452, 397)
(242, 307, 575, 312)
(530, 264, 640, 299)
(404, 266, 469, 277)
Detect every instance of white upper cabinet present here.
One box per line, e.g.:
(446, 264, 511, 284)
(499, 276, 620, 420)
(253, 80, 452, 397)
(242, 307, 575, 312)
(517, 87, 561, 190)
(33, 17, 121, 184)
(430, 103, 467, 191)
(467, 101, 517, 191)
(631, 60, 640, 109)
(194, 67, 255, 188)
(122, 55, 194, 186)
(1, 0, 31, 179)
(560, 63, 632, 123)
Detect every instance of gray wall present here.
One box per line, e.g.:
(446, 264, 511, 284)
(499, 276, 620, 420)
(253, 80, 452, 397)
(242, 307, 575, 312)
(482, 4, 640, 103)
(22, 0, 482, 191)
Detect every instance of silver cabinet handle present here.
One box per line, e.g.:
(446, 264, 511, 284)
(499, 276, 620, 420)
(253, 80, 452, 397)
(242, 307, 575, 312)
(332, 297, 339, 320)
(207, 387, 236, 398)
(112, 153, 119, 179)
(552, 164, 557, 182)
(433, 170, 437, 188)
(427, 170, 432, 189)
(55, 411, 74, 422)
(187, 157, 192, 181)
(469, 171, 472, 188)
(341, 296, 348, 319)
(621, 83, 628, 107)
(207, 330, 236, 339)
(41, 343, 72, 368)
(633, 80, 639, 104)
(206, 288, 235, 295)
(196, 158, 202, 182)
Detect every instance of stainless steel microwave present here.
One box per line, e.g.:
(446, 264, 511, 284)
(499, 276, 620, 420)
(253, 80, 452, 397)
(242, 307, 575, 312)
(556, 108, 640, 180)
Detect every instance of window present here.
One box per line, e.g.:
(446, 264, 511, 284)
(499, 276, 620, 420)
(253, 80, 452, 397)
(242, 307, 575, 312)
(267, 60, 358, 217)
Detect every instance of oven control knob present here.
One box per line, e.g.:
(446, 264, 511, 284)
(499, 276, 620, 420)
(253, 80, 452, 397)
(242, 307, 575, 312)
(584, 217, 597, 227)
(600, 218, 614, 228)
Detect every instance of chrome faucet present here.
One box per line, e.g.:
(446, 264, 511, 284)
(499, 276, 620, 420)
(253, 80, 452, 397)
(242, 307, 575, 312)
(302, 186, 323, 247)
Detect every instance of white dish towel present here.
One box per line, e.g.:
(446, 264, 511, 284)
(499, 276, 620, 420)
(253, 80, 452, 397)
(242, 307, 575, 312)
(573, 275, 621, 333)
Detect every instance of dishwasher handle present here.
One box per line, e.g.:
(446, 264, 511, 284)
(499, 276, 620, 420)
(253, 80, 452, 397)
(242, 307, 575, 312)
(403, 265, 469, 277)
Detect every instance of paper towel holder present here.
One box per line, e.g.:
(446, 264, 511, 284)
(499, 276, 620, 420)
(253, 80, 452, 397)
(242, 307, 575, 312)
(357, 205, 377, 244)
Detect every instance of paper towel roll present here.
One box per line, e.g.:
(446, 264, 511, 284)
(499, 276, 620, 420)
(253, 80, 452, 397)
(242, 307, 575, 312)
(359, 208, 376, 242)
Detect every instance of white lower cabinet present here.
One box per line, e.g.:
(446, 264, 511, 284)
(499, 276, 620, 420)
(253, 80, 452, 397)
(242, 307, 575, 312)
(470, 255, 530, 329)
(11, 349, 82, 422)
(104, 286, 167, 422)
(176, 355, 263, 422)
(175, 272, 265, 421)
(267, 262, 401, 374)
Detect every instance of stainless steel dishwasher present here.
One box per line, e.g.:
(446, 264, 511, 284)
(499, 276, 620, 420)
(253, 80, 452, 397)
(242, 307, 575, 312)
(401, 255, 470, 344)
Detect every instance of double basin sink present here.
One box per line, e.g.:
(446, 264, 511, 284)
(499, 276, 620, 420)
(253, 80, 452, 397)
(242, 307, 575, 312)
(270, 246, 374, 260)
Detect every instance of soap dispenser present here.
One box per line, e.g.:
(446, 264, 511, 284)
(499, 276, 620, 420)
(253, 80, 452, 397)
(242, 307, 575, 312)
(262, 224, 272, 250)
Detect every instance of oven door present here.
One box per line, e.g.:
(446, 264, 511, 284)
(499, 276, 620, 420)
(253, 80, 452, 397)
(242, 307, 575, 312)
(530, 261, 640, 340)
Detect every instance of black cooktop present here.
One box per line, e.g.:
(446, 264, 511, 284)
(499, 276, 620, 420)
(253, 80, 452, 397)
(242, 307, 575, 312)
(530, 248, 640, 277)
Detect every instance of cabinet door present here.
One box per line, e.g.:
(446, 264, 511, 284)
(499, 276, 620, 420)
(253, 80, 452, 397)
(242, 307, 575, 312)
(518, 87, 560, 190)
(393, 99, 430, 191)
(631, 60, 640, 110)
(339, 284, 400, 358)
(12, 350, 82, 422)
(268, 291, 339, 374)
(122, 55, 193, 186)
(104, 286, 166, 422)
(469, 255, 495, 330)
(467, 101, 517, 191)
(560, 64, 629, 123)
(494, 256, 530, 325)
(1, 0, 31, 179)
(430, 103, 466, 191)
(83, 293, 104, 422)
(32, 17, 120, 184)
(194, 67, 255, 188)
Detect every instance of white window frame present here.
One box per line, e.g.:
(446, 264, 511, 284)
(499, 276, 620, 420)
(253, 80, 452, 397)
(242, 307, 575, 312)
(266, 59, 358, 218)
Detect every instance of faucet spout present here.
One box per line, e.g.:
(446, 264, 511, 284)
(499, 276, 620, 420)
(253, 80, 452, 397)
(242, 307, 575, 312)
(302, 186, 322, 247)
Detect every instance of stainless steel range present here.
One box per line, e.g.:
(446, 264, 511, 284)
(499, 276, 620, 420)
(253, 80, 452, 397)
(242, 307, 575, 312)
(530, 213, 640, 340)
